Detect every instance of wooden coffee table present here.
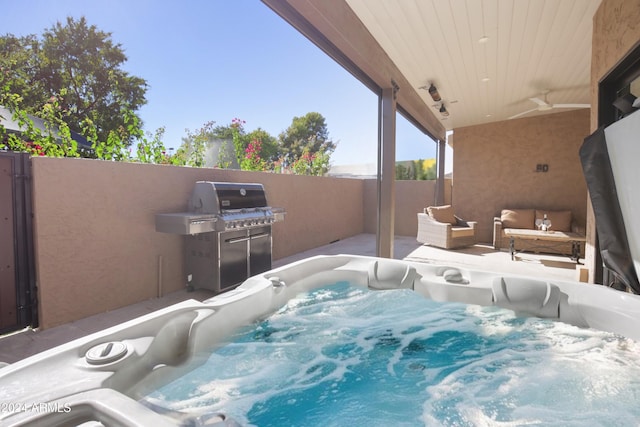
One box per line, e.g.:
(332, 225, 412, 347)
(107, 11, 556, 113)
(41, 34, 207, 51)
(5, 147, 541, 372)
(503, 229, 586, 263)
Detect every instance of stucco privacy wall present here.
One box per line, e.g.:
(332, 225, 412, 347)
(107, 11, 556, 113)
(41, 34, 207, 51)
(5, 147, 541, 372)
(585, 0, 640, 282)
(30, 157, 364, 328)
(362, 178, 452, 236)
(452, 109, 590, 243)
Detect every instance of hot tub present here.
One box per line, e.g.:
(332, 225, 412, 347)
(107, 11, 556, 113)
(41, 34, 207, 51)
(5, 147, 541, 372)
(2, 254, 640, 426)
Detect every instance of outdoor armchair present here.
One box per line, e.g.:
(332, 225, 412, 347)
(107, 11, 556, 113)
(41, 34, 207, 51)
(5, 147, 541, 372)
(417, 205, 477, 249)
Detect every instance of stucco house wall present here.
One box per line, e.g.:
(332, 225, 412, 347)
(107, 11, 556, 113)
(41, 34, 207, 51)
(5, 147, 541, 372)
(451, 109, 590, 244)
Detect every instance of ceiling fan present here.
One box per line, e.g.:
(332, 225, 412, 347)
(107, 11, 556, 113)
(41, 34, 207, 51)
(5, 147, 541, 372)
(508, 91, 590, 120)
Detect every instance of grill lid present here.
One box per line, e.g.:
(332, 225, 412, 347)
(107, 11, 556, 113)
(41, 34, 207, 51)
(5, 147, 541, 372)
(190, 182, 267, 214)
(156, 181, 284, 235)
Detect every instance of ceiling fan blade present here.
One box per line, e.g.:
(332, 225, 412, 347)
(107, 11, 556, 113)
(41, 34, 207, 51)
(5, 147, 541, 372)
(551, 103, 591, 109)
(508, 108, 538, 120)
(529, 97, 549, 107)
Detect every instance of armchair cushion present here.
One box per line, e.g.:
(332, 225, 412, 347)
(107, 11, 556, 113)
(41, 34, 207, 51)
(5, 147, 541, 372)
(427, 205, 457, 225)
(451, 226, 475, 238)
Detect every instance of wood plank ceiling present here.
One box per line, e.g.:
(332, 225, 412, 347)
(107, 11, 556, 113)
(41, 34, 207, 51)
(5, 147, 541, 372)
(343, 0, 601, 131)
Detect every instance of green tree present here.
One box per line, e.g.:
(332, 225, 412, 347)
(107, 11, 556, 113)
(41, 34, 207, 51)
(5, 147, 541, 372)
(227, 120, 280, 171)
(278, 112, 336, 163)
(395, 163, 412, 180)
(395, 159, 436, 180)
(0, 34, 44, 110)
(210, 123, 235, 140)
(0, 16, 148, 145)
(246, 128, 279, 163)
(417, 158, 437, 180)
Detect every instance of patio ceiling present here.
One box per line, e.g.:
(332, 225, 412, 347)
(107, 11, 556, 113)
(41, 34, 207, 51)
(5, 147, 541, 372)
(263, 0, 601, 139)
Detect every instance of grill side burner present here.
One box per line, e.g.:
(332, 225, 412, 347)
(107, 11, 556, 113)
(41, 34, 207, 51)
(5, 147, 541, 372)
(155, 181, 285, 293)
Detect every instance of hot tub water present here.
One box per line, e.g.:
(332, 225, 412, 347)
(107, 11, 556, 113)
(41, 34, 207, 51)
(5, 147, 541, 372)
(142, 282, 640, 426)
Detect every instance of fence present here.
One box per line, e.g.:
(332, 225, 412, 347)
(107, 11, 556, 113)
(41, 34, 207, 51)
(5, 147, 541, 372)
(27, 157, 443, 328)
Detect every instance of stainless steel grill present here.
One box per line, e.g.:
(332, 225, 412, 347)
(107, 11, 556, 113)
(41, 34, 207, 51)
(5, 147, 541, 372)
(155, 181, 285, 293)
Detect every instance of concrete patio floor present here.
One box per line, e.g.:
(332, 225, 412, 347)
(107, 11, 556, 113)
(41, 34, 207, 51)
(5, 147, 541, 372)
(274, 233, 583, 283)
(0, 233, 584, 365)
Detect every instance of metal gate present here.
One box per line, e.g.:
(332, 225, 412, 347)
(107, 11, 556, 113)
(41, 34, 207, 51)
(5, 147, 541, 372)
(0, 152, 37, 333)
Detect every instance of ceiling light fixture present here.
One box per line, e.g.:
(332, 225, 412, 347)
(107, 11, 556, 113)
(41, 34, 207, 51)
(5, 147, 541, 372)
(439, 104, 449, 117)
(478, 36, 489, 43)
(428, 83, 441, 102)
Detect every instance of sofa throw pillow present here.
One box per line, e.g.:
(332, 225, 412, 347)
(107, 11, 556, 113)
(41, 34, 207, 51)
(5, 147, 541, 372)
(500, 209, 535, 229)
(535, 210, 572, 232)
(427, 205, 457, 225)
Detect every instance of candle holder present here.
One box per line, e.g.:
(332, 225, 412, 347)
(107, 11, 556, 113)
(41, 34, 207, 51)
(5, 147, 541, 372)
(535, 214, 552, 232)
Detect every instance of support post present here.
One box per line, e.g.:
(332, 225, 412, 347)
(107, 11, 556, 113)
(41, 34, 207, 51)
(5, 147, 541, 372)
(376, 81, 398, 259)
(435, 139, 446, 205)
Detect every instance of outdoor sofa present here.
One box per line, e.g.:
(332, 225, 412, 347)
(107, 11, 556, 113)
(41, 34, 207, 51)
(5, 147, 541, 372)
(493, 208, 585, 256)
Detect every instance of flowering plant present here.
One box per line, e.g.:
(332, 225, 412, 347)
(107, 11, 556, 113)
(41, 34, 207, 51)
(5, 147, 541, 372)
(290, 148, 330, 176)
(135, 126, 175, 164)
(1, 91, 80, 158)
(241, 138, 267, 171)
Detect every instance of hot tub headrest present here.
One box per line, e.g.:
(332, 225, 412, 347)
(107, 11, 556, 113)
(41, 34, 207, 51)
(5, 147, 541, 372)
(492, 276, 561, 318)
(368, 259, 416, 290)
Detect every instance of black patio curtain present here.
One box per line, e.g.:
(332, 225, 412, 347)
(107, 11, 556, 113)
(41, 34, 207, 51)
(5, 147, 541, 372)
(579, 126, 640, 293)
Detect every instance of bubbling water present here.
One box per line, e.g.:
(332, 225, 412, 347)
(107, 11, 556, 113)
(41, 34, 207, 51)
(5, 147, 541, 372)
(142, 282, 640, 426)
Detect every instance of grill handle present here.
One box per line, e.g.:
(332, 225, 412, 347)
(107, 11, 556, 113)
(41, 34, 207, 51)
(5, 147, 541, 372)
(250, 232, 270, 240)
(225, 236, 250, 244)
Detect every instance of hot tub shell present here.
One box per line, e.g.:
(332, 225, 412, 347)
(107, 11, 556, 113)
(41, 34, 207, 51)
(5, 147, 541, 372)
(2, 254, 640, 426)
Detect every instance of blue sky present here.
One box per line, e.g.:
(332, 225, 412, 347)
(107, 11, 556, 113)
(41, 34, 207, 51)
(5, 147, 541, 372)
(0, 0, 439, 166)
